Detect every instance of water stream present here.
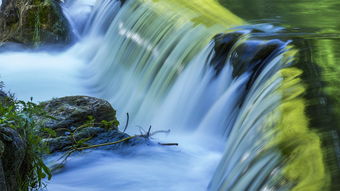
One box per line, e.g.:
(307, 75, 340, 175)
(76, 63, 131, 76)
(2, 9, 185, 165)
(0, 0, 338, 190)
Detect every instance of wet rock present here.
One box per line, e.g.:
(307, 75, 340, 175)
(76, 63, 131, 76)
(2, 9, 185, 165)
(0, 127, 27, 191)
(44, 127, 149, 152)
(38, 96, 118, 134)
(42, 127, 106, 152)
(37, 96, 148, 153)
(0, 0, 71, 46)
(211, 32, 285, 89)
(85, 129, 149, 150)
(210, 32, 245, 75)
(0, 91, 6, 98)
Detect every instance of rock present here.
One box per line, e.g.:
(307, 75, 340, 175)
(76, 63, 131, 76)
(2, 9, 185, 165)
(37, 96, 148, 152)
(0, 140, 7, 191)
(0, 91, 6, 98)
(44, 127, 149, 153)
(210, 32, 245, 75)
(43, 127, 106, 152)
(38, 96, 118, 133)
(0, 127, 27, 191)
(85, 129, 149, 150)
(0, 0, 71, 46)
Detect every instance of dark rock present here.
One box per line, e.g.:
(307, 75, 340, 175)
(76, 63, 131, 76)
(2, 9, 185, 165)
(211, 32, 286, 89)
(229, 39, 284, 84)
(0, 0, 71, 46)
(85, 129, 149, 150)
(44, 127, 149, 153)
(43, 127, 106, 152)
(0, 90, 6, 99)
(210, 32, 246, 76)
(0, 127, 27, 191)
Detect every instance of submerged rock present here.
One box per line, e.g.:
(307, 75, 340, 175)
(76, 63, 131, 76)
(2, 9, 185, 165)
(0, 0, 71, 46)
(0, 127, 27, 191)
(211, 32, 285, 89)
(37, 96, 148, 153)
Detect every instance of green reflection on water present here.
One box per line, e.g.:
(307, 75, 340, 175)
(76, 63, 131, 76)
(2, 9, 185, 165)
(219, 0, 340, 189)
(218, 0, 340, 135)
(219, 0, 340, 33)
(218, 0, 340, 140)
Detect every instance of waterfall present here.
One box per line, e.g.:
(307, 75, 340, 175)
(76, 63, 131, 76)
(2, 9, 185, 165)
(81, 0, 244, 127)
(79, 0, 328, 190)
(0, 0, 329, 190)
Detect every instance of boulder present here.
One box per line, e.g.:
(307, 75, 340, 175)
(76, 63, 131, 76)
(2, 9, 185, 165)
(0, 0, 71, 46)
(0, 127, 27, 191)
(38, 96, 118, 133)
(37, 96, 148, 152)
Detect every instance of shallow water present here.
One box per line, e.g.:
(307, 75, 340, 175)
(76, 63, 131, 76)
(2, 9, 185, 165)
(0, 51, 85, 101)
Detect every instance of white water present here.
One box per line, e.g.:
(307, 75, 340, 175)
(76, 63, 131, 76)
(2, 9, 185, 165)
(0, 51, 85, 101)
(0, 0, 297, 190)
(48, 137, 222, 191)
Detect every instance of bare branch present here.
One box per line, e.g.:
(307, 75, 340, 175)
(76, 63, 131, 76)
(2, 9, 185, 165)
(123, 113, 129, 133)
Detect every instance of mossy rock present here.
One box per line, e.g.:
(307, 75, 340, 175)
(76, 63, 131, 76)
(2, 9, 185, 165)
(36, 96, 148, 153)
(37, 96, 118, 133)
(0, 0, 71, 46)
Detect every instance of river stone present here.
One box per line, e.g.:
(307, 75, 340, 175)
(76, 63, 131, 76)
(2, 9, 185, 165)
(0, 0, 71, 46)
(0, 127, 27, 191)
(38, 96, 118, 133)
(36, 96, 146, 152)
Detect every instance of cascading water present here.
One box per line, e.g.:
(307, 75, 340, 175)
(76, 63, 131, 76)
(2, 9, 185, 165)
(0, 0, 331, 190)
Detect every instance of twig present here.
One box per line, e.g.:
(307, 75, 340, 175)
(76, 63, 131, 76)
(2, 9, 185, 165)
(75, 135, 138, 151)
(150, 129, 171, 137)
(158, 143, 179, 146)
(123, 113, 129, 133)
(146, 125, 152, 137)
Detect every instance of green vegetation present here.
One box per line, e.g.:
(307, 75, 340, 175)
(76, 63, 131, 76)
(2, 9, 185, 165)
(0, 90, 51, 190)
